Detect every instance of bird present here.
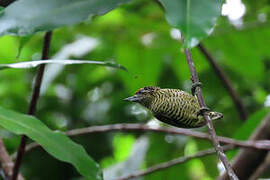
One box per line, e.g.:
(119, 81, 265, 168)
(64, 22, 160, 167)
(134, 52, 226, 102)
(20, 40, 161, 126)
(124, 86, 223, 128)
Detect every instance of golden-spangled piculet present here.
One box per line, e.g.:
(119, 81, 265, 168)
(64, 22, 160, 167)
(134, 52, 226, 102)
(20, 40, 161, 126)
(124, 86, 223, 128)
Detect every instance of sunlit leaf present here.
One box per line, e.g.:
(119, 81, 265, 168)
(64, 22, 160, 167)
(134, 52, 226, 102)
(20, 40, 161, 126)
(0, 60, 127, 71)
(0, 106, 103, 180)
(0, 0, 130, 36)
(16, 35, 32, 58)
(159, 0, 222, 48)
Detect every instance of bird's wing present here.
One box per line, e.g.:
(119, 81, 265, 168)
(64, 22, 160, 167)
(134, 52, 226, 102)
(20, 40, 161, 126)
(153, 95, 199, 128)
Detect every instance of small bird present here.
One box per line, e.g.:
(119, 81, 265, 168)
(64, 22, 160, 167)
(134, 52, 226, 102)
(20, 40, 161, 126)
(124, 86, 223, 128)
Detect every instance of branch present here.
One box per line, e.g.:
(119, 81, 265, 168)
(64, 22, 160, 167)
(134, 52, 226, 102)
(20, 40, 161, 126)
(11, 31, 53, 180)
(184, 48, 238, 180)
(198, 43, 248, 121)
(249, 152, 270, 180)
(219, 112, 270, 180)
(118, 145, 235, 180)
(0, 139, 24, 180)
(11, 123, 270, 159)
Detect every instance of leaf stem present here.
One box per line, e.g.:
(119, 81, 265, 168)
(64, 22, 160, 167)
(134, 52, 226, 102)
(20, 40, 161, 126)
(11, 31, 53, 180)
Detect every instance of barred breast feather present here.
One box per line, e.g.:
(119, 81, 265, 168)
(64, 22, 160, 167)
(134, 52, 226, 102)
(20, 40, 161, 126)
(149, 89, 204, 128)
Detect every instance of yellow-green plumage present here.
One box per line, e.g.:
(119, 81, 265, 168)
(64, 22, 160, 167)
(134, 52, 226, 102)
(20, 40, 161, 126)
(125, 86, 223, 128)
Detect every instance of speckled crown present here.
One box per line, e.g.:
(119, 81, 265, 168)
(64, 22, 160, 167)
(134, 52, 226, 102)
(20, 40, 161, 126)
(136, 86, 160, 94)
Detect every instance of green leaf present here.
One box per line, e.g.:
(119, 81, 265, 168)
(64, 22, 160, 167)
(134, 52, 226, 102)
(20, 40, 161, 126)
(0, 106, 103, 180)
(159, 0, 222, 48)
(0, 60, 127, 71)
(0, 0, 130, 36)
(16, 35, 32, 59)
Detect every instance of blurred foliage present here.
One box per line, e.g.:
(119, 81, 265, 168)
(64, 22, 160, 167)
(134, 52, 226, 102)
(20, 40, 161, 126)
(0, 0, 270, 179)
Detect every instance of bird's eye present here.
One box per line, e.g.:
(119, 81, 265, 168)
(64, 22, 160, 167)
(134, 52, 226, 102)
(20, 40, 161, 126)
(136, 88, 144, 94)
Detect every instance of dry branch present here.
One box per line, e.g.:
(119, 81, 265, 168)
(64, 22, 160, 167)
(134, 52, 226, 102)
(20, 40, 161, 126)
(218, 112, 270, 180)
(118, 145, 234, 180)
(11, 123, 270, 160)
(249, 152, 270, 180)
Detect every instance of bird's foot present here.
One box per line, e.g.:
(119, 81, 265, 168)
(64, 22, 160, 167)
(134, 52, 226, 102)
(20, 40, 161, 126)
(191, 82, 202, 96)
(197, 107, 210, 117)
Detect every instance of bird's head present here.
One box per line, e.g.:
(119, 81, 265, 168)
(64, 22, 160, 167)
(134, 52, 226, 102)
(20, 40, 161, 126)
(205, 111, 223, 120)
(124, 86, 160, 108)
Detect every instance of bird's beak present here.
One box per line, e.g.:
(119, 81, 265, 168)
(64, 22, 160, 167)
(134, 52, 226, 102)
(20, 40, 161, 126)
(124, 95, 142, 102)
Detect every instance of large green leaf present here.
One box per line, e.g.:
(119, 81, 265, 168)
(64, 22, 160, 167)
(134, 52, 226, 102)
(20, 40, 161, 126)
(0, 59, 127, 71)
(0, 0, 130, 36)
(159, 0, 222, 48)
(0, 106, 102, 180)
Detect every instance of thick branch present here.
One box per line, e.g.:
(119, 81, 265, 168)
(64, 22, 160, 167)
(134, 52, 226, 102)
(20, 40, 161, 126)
(198, 43, 248, 121)
(11, 31, 53, 180)
(118, 145, 234, 180)
(249, 152, 270, 180)
(12, 123, 270, 159)
(184, 48, 238, 180)
(219, 112, 270, 180)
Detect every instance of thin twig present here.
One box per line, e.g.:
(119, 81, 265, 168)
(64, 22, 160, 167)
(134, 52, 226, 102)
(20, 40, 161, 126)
(12, 123, 270, 159)
(65, 124, 270, 150)
(0, 139, 24, 180)
(11, 31, 53, 180)
(198, 43, 248, 121)
(117, 145, 235, 180)
(184, 48, 239, 180)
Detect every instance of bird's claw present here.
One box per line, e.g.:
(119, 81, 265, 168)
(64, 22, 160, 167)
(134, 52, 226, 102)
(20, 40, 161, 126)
(191, 82, 202, 96)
